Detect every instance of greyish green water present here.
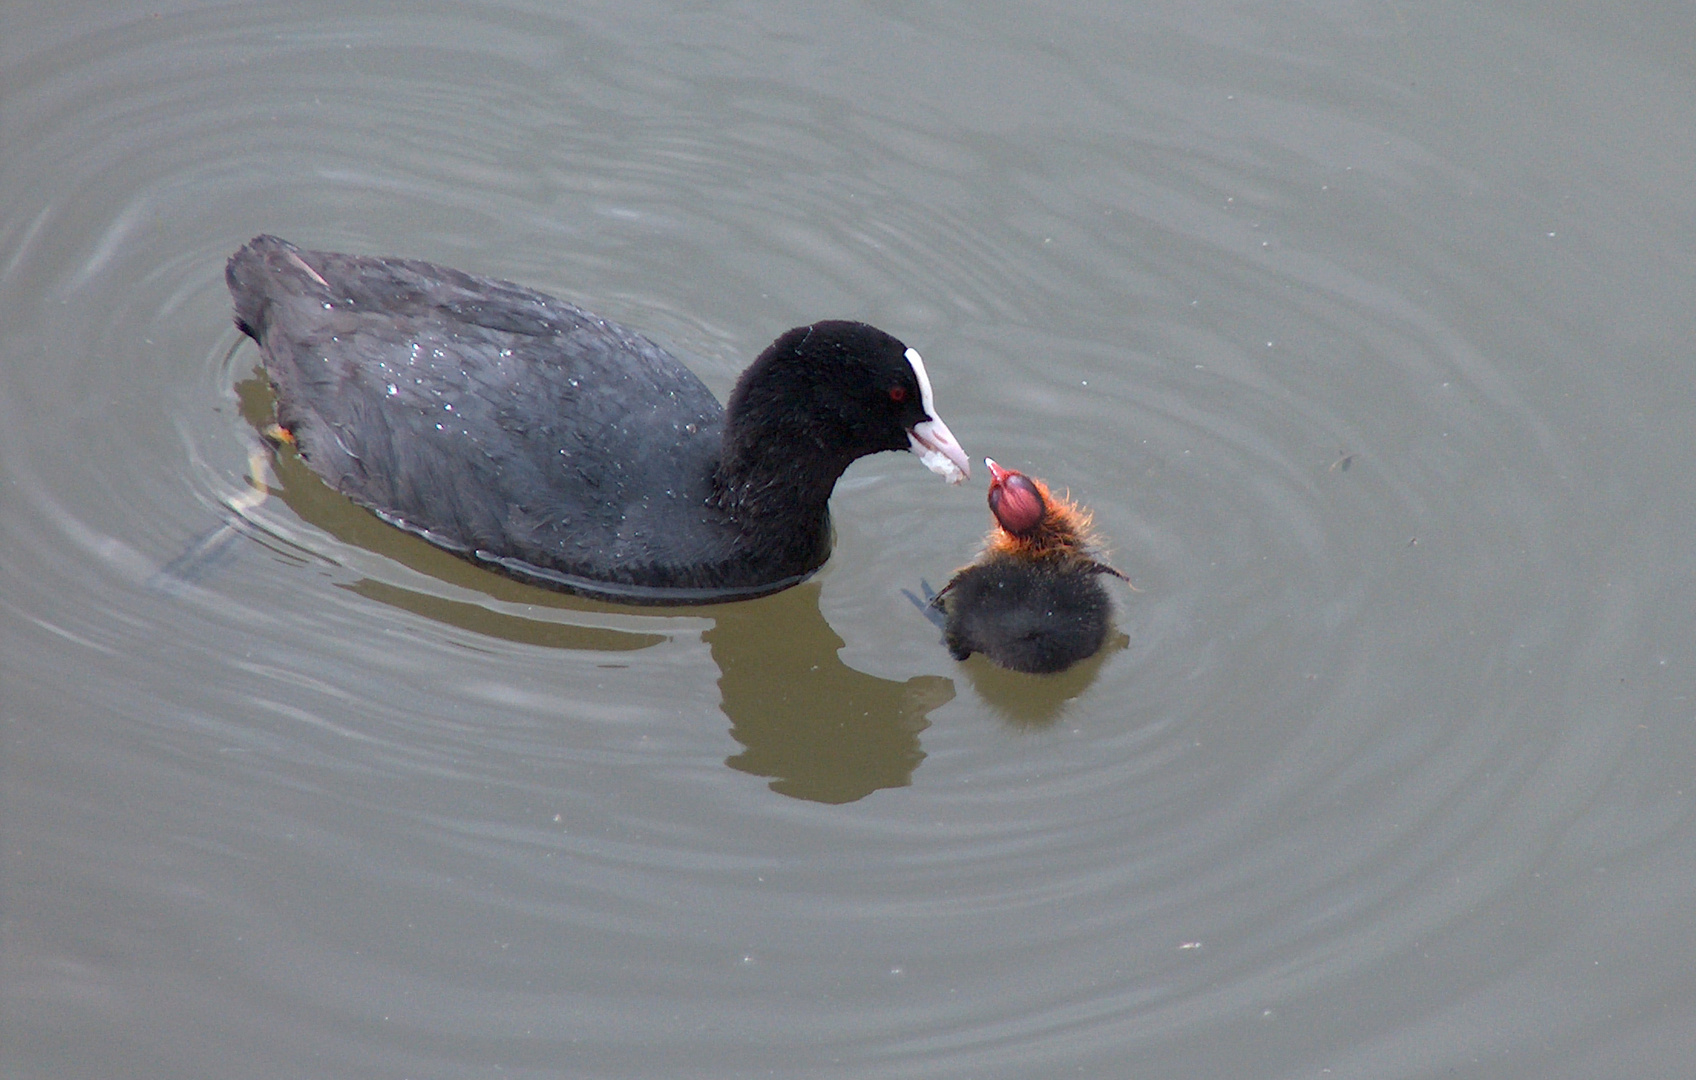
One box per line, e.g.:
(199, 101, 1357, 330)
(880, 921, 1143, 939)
(5, 1, 1696, 1076)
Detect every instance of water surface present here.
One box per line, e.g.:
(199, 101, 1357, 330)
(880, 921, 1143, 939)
(5, 1, 1696, 1077)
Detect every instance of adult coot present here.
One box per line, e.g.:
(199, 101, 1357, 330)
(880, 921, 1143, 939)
(226, 235, 969, 604)
(933, 459, 1128, 673)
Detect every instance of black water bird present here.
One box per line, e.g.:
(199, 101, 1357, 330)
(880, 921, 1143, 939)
(227, 235, 968, 603)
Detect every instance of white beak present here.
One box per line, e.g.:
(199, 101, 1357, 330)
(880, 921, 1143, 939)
(902, 345, 969, 484)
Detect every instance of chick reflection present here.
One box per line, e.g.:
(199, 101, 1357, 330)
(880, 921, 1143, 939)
(953, 630, 1126, 729)
(709, 583, 952, 803)
(212, 373, 953, 802)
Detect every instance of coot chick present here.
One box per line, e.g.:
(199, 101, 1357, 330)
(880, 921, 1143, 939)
(933, 459, 1128, 673)
(226, 235, 968, 604)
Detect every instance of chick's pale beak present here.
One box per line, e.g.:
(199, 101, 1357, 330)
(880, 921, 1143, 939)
(909, 415, 970, 485)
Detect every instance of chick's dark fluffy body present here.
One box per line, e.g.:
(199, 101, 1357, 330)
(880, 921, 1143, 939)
(936, 463, 1125, 674)
(940, 556, 1116, 674)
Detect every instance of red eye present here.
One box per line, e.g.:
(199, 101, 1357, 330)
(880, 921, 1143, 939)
(889, 385, 907, 402)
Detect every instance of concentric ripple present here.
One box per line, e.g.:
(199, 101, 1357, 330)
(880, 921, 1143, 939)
(4, 2, 1692, 1077)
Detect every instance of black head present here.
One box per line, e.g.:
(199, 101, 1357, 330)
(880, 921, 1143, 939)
(721, 320, 967, 490)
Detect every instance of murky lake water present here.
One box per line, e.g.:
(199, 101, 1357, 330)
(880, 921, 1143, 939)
(6, 2, 1696, 1076)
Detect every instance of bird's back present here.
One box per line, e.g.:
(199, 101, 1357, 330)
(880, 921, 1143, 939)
(227, 236, 774, 599)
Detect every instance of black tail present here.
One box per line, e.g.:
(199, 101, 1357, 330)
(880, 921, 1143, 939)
(225, 234, 305, 340)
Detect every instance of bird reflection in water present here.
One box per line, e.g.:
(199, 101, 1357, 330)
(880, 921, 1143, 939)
(707, 582, 950, 803)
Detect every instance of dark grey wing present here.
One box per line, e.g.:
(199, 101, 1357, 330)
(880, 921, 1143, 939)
(230, 238, 732, 577)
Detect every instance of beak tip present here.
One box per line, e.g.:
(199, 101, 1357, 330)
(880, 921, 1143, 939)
(909, 419, 970, 485)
